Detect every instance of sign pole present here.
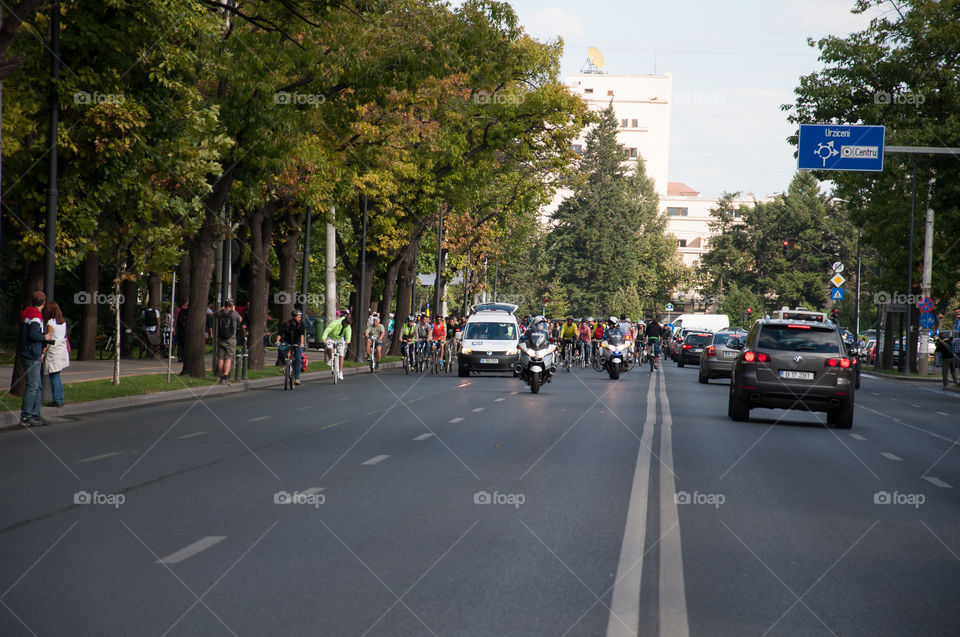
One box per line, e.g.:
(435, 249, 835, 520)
(918, 177, 935, 376)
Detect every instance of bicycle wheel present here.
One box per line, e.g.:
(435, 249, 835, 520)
(284, 359, 291, 390)
(333, 355, 339, 384)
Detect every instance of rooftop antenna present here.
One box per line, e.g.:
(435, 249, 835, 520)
(581, 46, 606, 74)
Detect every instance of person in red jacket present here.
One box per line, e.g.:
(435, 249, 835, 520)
(19, 291, 54, 426)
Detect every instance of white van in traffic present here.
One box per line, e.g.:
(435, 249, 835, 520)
(458, 303, 521, 377)
(669, 313, 730, 333)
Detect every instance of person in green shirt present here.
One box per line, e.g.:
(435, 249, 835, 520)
(322, 310, 353, 380)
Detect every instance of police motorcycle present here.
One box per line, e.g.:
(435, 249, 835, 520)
(514, 317, 558, 393)
(593, 317, 631, 380)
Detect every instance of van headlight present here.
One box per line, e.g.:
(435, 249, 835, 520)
(506, 348, 518, 355)
(461, 347, 473, 354)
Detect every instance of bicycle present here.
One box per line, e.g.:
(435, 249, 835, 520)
(282, 345, 297, 391)
(562, 341, 573, 372)
(415, 339, 429, 373)
(97, 333, 116, 360)
(327, 338, 346, 384)
(445, 338, 457, 373)
(430, 342, 443, 375)
(647, 339, 660, 371)
(368, 339, 381, 373)
(402, 340, 415, 375)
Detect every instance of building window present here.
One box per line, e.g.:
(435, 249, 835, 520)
(584, 88, 594, 94)
(667, 207, 689, 216)
(572, 144, 583, 154)
(607, 90, 614, 96)
(678, 239, 687, 248)
(632, 119, 638, 128)
(629, 148, 637, 158)
(621, 118, 628, 128)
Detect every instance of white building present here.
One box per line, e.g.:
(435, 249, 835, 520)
(564, 71, 672, 196)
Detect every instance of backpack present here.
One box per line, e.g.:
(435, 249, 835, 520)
(144, 309, 158, 328)
(217, 310, 236, 339)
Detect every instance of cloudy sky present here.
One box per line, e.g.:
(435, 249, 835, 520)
(476, 0, 895, 198)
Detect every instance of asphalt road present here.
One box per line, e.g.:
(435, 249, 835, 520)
(0, 358, 958, 636)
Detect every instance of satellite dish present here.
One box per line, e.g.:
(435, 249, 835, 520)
(587, 47, 605, 69)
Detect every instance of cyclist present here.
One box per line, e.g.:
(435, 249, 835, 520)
(400, 315, 418, 367)
(322, 309, 352, 381)
(432, 315, 447, 364)
(365, 314, 386, 370)
(591, 317, 605, 363)
(416, 315, 432, 367)
(558, 317, 578, 367)
(645, 316, 664, 370)
(577, 318, 592, 365)
(277, 309, 306, 385)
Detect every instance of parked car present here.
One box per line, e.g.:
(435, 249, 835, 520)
(728, 315, 856, 428)
(677, 331, 712, 367)
(698, 331, 746, 382)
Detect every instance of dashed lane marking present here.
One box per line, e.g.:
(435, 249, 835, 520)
(413, 433, 434, 441)
(78, 452, 125, 463)
(472, 408, 485, 413)
(494, 398, 505, 402)
(922, 476, 952, 489)
(457, 382, 471, 388)
(850, 434, 866, 441)
(297, 406, 312, 411)
(177, 432, 208, 439)
(449, 417, 464, 423)
(880, 452, 902, 461)
(249, 416, 270, 422)
(156, 536, 226, 564)
(937, 411, 949, 416)
(362, 455, 390, 466)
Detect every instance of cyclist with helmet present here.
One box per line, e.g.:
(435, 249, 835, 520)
(400, 315, 418, 368)
(645, 316, 664, 370)
(277, 309, 306, 385)
(322, 309, 353, 381)
(558, 316, 578, 368)
(432, 315, 447, 363)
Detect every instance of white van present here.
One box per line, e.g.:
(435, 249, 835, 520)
(670, 313, 730, 333)
(458, 303, 521, 377)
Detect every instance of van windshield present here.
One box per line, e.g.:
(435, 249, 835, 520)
(464, 322, 517, 340)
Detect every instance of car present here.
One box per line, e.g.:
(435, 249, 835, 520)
(728, 315, 856, 428)
(698, 331, 746, 382)
(668, 327, 687, 361)
(677, 331, 712, 367)
(458, 303, 521, 377)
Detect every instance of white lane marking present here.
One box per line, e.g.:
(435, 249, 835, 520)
(78, 452, 125, 463)
(413, 433, 434, 441)
(937, 411, 949, 416)
(472, 407, 485, 413)
(156, 536, 226, 564)
(880, 452, 902, 461)
(606, 374, 656, 637)
(922, 476, 952, 488)
(449, 417, 464, 423)
(871, 392, 880, 396)
(494, 398, 505, 402)
(362, 455, 390, 466)
(849, 433, 866, 441)
(249, 416, 270, 422)
(457, 382, 471, 388)
(297, 406, 312, 411)
(510, 391, 519, 395)
(859, 405, 956, 444)
(658, 371, 690, 637)
(177, 432, 208, 440)
(338, 397, 350, 402)
(910, 403, 921, 408)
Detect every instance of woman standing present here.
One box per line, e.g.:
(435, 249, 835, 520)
(43, 301, 70, 408)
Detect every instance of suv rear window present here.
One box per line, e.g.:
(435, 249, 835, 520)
(757, 325, 839, 352)
(464, 322, 517, 340)
(684, 333, 712, 346)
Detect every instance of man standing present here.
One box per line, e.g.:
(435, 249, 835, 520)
(19, 291, 53, 426)
(216, 299, 242, 385)
(174, 298, 189, 363)
(934, 335, 957, 389)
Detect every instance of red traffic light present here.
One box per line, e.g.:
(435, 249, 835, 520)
(782, 240, 789, 247)
(746, 308, 752, 314)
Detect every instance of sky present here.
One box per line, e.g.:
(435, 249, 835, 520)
(471, 0, 896, 198)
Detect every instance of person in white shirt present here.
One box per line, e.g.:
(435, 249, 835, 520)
(42, 301, 70, 408)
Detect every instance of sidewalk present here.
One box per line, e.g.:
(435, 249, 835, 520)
(1, 360, 402, 429)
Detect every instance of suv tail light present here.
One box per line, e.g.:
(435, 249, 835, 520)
(743, 351, 769, 363)
(706, 346, 716, 356)
(682, 344, 692, 350)
(825, 357, 851, 368)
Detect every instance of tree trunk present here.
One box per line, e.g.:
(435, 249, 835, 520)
(274, 208, 303, 320)
(881, 311, 895, 370)
(247, 201, 279, 370)
(176, 253, 191, 305)
(908, 306, 919, 373)
(23, 259, 43, 305)
(147, 271, 161, 308)
(79, 253, 99, 360)
(121, 277, 137, 358)
(378, 256, 401, 320)
(389, 244, 416, 356)
(183, 173, 234, 377)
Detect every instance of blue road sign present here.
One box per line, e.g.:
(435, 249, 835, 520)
(665, 303, 674, 312)
(917, 297, 934, 313)
(798, 124, 885, 171)
(830, 287, 845, 300)
(919, 312, 936, 329)
(955, 319, 960, 332)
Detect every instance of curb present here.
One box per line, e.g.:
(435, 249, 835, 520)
(862, 373, 960, 394)
(1, 361, 402, 430)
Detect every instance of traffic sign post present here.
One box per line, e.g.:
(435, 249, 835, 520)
(830, 274, 846, 287)
(832, 262, 844, 273)
(798, 124, 885, 171)
(830, 287, 845, 300)
(665, 303, 674, 312)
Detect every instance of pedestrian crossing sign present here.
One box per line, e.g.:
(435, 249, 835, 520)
(830, 287, 844, 300)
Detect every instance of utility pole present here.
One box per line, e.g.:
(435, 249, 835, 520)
(854, 228, 862, 338)
(301, 206, 312, 313)
(433, 207, 443, 319)
(44, 1, 61, 301)
(903, 164, 916, 372)
(325, 206, 336, 325)
(359, 196, 368, 361)
(918, 177, 935, 376)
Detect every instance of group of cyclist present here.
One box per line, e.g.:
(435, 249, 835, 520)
(519, 314, 671, 370)
(397, 313, 467, 371)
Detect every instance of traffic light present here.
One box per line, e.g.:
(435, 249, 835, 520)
(746, 307, 752, 318)
(782, 240, 789, 257)
(831, 308, 838, 322)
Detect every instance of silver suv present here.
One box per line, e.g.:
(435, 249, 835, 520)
(728, 317, 855, 428)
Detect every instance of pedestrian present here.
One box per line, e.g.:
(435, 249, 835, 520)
(933, 335, 957, 389)
(43, 301, 70, 408)
(174, 298, 189, 362)
(205, 303, 214, 343)
(141, 302, 161, 359)
(19, 291, 54, 426)
(215, 299, 242, 385)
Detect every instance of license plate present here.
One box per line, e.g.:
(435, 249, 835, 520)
(480, 358, 498, 364)
(723, 351, 737, 358)
(780, 370, 814, 381)
(692, 348, 702, 353)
